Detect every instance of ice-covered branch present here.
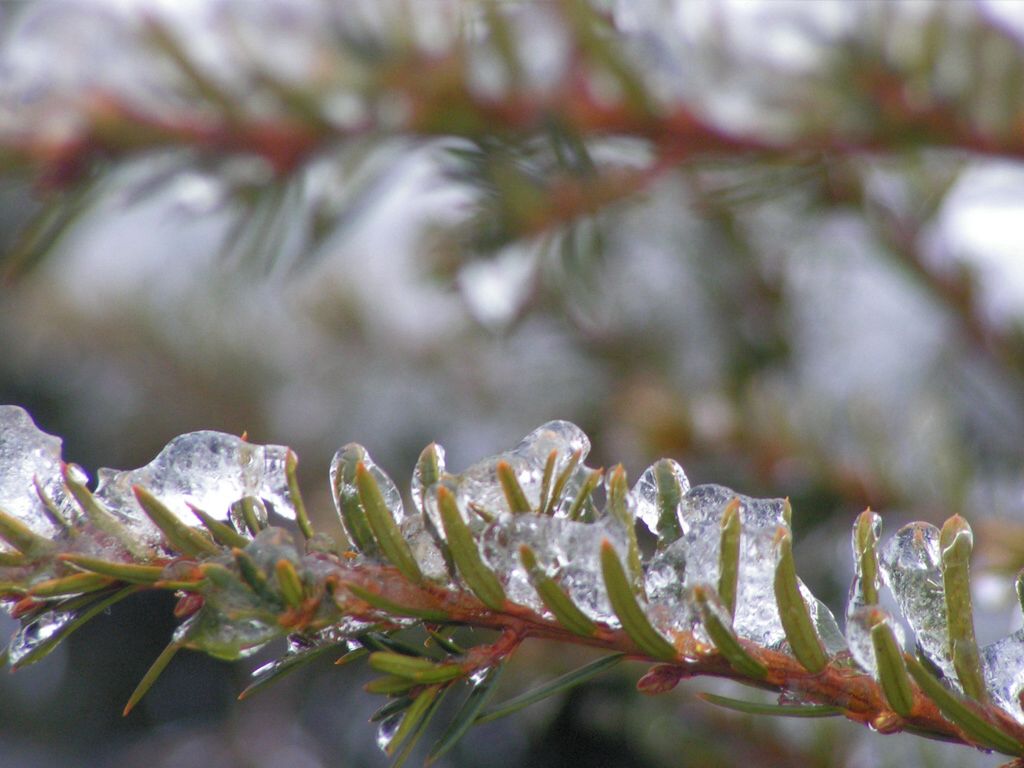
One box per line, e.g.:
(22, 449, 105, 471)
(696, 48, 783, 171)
(3, 405, 1024, 763)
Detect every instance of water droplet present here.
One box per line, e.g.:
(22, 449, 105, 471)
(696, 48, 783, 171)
(174, 608, 278, 661)
(7, 610, 73, 667)
(376, 713, 404, 753)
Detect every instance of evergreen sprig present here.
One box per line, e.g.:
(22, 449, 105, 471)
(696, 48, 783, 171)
(2, 407, 1024, 764)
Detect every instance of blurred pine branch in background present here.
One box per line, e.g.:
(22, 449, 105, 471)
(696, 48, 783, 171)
(3, 1, 1024, 766)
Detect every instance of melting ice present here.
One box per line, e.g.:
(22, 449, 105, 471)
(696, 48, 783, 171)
(330, 444, 447, 579)
(645, 484, 843, 652)
(879, 522, 956, 682)
(455, 421, 591, 519)
(0, 406, 78, 546)
(480, 513, 628, 624)
(845, 606, 905, 679)
(94, 431, 296, 544)
(631, 459, 689, 544)
(982, 630, 1024, 724)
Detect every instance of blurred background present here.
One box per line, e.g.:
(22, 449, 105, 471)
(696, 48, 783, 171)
(1, 0, 1024, 765)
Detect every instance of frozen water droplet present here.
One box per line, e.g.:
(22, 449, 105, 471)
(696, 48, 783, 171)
(351, 446, 407, 524)
(457, 421, 591, 519)
(683, 484, 787, 530)
(229, 496, 269, 536)
(644, 541, 699, 638)
(650, 484, 839, 653)
(94, 432, 295, 545)
(253, 622, 369, 681)
(479, 514, 627, 624)
(846, 606, 905, 678)
(879, 522, 955, 682)
(330, 442, 405, 551)
(412, 443, 446, 517)
(0, 406, 77, 547)
(848, 511, 883, 617)
(803, 585, 847, 656)
(982, 629, 1024, 724)
(632, 459, 690, 542)
(243, 527, 299, 570)
(174, 608, 278, 661)
(330, 444, 446, 576)
(377, 713, 404, 753)
(671, 485, 791, 647)
(644, 538, 686, 602)
(421, 476, 469, 542)
(402, 515, 449, 582)
(286, 621, 372, 654)
(7, 610, 73, 666)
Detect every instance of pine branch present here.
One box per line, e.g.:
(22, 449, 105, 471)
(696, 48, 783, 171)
(3, 405, 1024, 763)
(5, 0, 1024, 276)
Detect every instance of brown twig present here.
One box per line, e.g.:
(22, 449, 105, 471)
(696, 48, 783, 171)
(319, 555, 1024, 756)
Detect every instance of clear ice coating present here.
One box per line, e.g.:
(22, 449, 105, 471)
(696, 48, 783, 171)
(982, 629, 1024, 724)
(411, 443, 446, 517)
(330, 444, 446, 579)
(0, 405, 77, 546)
(847, 511, 883, 618)
(94, 431, 295, 543)
(643, 540, 699, 637)
(879, 522, 956, 682)
(671, 485, 789, 646)
(646, 484, 843, 652)
(331, 444, 406, 525)
(174, 608, 278, 661)
(845, 606, 905, 679)
(479, 513, 628, 624)
(632, 459, 690, 542)
(455, 421, 591, 519)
